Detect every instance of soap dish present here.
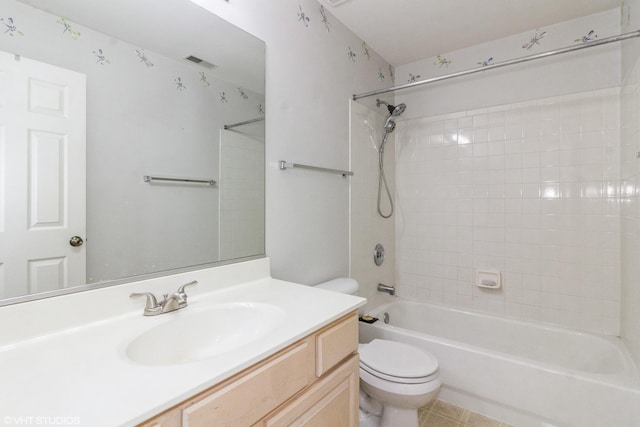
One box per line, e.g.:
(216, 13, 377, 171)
(476, 270, 501, 289)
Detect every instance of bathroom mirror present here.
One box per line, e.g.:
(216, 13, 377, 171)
(0, 0, 265, 304)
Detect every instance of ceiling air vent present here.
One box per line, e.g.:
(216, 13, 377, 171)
(185, 55, 216, 69)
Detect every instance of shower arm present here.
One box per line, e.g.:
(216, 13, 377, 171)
(353, 30, 640, 100)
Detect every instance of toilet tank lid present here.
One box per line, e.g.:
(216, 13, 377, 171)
(314, 278, 359, 294)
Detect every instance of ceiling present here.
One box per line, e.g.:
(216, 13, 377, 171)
(317, 0, 624, 66)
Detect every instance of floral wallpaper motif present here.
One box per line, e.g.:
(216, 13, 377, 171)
(0, 0, 265, 133)
(0, 12, 264, 105)
(292, 3, 390, 85)
(57, 17, 80, 39)
(93, 48, 111, 65)
(136, 49, 154, 68)
(0, 1, 610, 102)
(522, 31, 546, 49)
(174, 77, 187, 91)
(575, 30, 597, 43)
(1, 17, 23, 36)
(362, 42, 371, 60)
(297, 5, 310, 27)
(347, 46, 356, 62)
(433, 55, 451, 67)
(395, 8, 615, 104)
(320, 6, 331, 32)
(199, 72, 210, 87)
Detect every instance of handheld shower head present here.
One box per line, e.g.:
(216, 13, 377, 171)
(384, 116, 396, 133)
(374, 100, 407, 219)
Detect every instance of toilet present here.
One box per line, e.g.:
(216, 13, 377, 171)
(314, 278, 442, 427)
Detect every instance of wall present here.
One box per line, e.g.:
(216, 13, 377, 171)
(189, 0, 392, 284)
(0, 0, 265, 284)
(393, 10, 623, 335)
(621, 0, 640, 365)
(396, 10, 621, 119)
(349, 100, 396, 308)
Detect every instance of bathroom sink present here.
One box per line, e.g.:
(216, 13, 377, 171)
(125, 302, 286, 365)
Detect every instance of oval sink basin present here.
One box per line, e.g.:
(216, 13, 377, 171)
(125, 302, 286, 365)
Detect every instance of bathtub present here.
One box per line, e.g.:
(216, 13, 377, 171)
(359, 299, 640, 427)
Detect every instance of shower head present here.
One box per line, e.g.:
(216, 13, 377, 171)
(391, 103, 406, 117)
(376, 99, 406, 117)
(377, 98, 406, 155)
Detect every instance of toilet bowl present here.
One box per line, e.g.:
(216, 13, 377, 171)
(314, 278, 441, 427)
(358, 339, 441, 427)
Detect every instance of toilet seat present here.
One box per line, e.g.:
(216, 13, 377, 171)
(359, 339, 439, 384)
(359, 365, 442, 396)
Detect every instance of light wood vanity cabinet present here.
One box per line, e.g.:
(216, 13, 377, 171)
(140, 311, 359, 427)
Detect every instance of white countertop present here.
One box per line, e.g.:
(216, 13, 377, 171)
(0, 259, 365, 427)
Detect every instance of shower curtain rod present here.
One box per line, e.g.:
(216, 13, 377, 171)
(353, 30, 640, 100)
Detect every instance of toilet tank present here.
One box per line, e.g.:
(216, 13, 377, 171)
(314, 278, 359, 295)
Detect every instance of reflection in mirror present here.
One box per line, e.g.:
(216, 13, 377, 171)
(0, 0, 265, 303)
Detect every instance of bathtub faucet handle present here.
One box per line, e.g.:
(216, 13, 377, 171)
(377, 283, 396, 296)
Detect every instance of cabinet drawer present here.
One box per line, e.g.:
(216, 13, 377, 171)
(315, 313, 358, 377)
(183, 337, 313, 427)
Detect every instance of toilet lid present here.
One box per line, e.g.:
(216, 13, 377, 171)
(359, 339, 438, 380)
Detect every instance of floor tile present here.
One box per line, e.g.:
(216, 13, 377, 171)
(465, 412, 502, 427)
(421, 412, 460, 427)
(431, 400, 466, 420)
(418, 400, 507, 427)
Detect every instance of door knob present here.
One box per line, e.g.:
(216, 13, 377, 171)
(69, 236, 84, 247)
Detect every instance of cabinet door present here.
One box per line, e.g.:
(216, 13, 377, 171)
(315, 313, 358, 377)
(261, 355, 359, 427)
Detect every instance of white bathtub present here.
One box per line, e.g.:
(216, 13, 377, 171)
(359, 299, 640, 427)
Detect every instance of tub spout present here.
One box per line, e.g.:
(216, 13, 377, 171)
(377, 283, 396, 296)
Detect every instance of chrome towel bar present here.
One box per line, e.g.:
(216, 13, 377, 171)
(143, 175, 217, 186)
(279, 160, 354, 177)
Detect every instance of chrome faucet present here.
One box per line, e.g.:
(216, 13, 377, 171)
(130, 280, 197, 316)
(377, 283, 396, 296)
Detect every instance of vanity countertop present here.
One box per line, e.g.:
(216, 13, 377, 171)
(0, 260, 365, 427)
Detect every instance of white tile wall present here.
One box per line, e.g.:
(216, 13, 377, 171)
(395, 88, 621, 335)
(620, 14, 640, 364)
(219, 130, 265, 260)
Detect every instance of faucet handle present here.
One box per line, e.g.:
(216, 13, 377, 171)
(130, 292, 160, 310)
(174, 281, 197, 306)
(176, 280, 197, 296)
